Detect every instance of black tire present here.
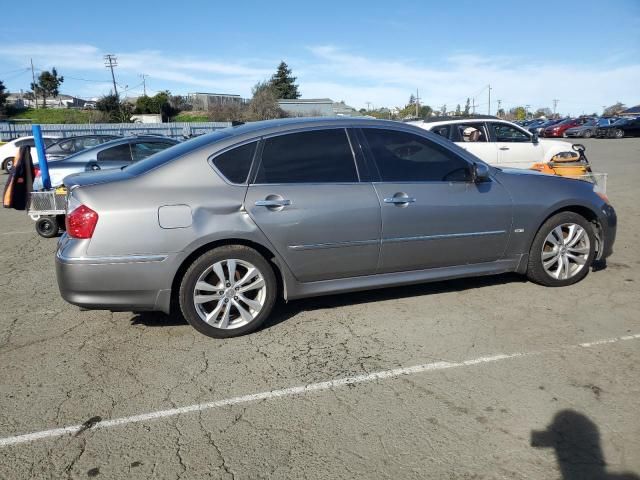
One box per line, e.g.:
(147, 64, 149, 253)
(583, 129, 593, 138)
(4, 157, 15, 174)
(614, 129, 624, 139)
(526, 212, 596, 287)
(179, 245, 277, 338)
(35, 216, 59, 238)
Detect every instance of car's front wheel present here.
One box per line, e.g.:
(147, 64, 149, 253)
(179, 245, 277, 338)
(583, 130, 593, 138)
(526, 212, 596, 287)
(614, 129, 624, 139)
(3, 157, 15, 174)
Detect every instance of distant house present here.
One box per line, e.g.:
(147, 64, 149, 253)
(6, 92, 88, 109)
(332, 101, 358, 117)
(619, 105, 640, 116)
(277, 98, 334, 117)
(187, 92, 245, 111)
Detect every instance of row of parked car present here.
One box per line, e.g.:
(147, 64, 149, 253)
(0, 134, 179, 186)
(516, 116, 640, 139)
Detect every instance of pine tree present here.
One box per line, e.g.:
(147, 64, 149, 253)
(464, 98, 471, 115)
(31, 67, 64, 108)
(455, 104, 462, 116)
(408, 93, 416, 105)
(270, 61, 300, 99)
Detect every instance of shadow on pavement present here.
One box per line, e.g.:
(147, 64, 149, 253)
(531, 410, 639, 480)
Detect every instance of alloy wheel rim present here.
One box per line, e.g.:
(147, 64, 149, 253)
(541, 223, 590, 280)
(193, 259, 266, 329)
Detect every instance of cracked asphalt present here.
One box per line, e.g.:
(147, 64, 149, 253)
(1, 138, 639, 479)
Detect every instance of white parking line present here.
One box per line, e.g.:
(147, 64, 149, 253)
(0, 231, 33, 236)
(1, 332, 639, 448)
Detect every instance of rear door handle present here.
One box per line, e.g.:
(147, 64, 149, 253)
(499, 147, 510, 151)
(255, 199, 291, 207)
(384, 197, 416, 204)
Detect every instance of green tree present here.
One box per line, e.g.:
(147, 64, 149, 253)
(510, 106, 526, 121)
(463, 98, 471, 115)
(455, 104, 462, 116)
(96, 93, 132, 123)
(408, 93, 416, 105)
(603, 102, 626, 116)
(269, 61, 300, 99)
(247, 82, 287, 120)
(441, 104, 447, 116)
(0, 80, 8, 114)
(134, 91, 179, 121)
(31, 68, 64, 108)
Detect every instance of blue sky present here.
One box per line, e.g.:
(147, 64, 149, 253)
(1, 0, 638, 113)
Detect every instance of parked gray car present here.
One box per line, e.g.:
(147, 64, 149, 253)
(564, 118, 615, 138)
(34, 135, 179, 188)
(45, 134, 121, 161)
(56, 118, 617, 338)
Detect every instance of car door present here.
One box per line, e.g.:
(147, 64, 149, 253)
(488, 122, 540, 168)
(92, 143, 133, 171)
(244, 128, 381, 283)
(359, 127, 512, 273)
(449, 121, 498, 165)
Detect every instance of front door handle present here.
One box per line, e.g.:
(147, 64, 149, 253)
(384, 195, 416, 205)
(499, 147, 510, 151)
(255, 199, 291, 207)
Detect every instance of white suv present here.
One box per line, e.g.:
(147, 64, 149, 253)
(410, 118, 578, 169)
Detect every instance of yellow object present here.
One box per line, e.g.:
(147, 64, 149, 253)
(55, 186, 67, 195)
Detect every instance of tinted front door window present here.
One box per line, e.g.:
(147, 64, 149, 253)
(363, 128, 471, 182)
(490, 124, 530, 142)
(97, 144, 133, 162)
(130, 142, 174, 162)
(255, 129, 357, 183)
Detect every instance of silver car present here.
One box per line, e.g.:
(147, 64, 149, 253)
(35, 135, 179, 188)
(56, 118, 617, 338)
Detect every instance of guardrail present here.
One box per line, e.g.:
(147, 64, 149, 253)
(0, 121, 232, 141)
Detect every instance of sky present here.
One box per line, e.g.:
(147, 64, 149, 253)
(1, 0, 639, 114)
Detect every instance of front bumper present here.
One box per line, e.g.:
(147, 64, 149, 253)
(55, 235, 178, 313)
(597, 203, 617, 260)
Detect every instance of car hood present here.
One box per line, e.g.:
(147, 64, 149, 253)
(64, 168, 133, 189)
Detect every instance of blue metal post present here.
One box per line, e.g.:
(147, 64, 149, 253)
(32, 124, 51, 190)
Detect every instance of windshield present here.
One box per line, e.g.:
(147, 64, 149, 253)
(123, 130, 233, 175)
(581, 119, 597, 127)
(597, 118, 611, 126)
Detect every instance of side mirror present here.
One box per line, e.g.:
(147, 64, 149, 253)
(472, 163, 490, 183)
(532, 132, 539, 144)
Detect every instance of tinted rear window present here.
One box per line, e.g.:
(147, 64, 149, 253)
(255, 129, 357, 184)
(212, 142, 257, 184)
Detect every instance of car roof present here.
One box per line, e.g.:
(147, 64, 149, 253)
(409, 118, 518, 128)
(57, 135, 178, 161)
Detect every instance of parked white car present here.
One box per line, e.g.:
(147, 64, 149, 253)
(410, 117, 578, 169)
(0, 135, 61, 173)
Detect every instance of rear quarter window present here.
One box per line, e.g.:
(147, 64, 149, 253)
(211, 142, 257, 184)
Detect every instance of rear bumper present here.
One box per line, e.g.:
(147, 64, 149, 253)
(55, 236, 177, 313)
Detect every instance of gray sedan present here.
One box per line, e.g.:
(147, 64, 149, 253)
(565, 118, 615, 138)
(35, 135, 179, 188)
(56, 118, 617, 338)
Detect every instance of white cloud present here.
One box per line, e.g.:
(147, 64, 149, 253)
(1, 42, 637, 113)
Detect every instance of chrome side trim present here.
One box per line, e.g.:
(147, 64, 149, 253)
(289, 239, 379, 251)
(383, 230, 506, 244)
(56, 250, 168, 265)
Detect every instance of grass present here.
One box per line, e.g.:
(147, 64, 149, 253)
(9, 108, 94, 124)
(173, 113, 209, 122)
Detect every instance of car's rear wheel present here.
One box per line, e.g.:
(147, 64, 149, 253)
(179, 245, 277, 338)
(3, 157, 15, 174)
(526, 212, 595, 287)
(583, 130, 593, 138)
(614, 129, 624, 139)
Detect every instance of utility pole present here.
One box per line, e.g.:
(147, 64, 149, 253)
(30, 58, 38, 109)
(497, 100, 502, 118)
(366, 101, 371, 111)
(472, 97, 476, 114)
(553, 99, 559, 118)
(525, 104, 531, 119)
(140, 73, 148, 96)
(487, 84, 492, 116)
(104, 54, 119, 97)
(415, 88, 421, 117)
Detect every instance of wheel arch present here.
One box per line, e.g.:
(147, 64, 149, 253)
(533, 204, 603, 256)
(169, 237, 286, 315)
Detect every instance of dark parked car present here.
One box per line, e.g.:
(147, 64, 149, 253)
(564, 118, 615, 138)
(596, 116, 640, 138)
(34, 135, 179, 188)
(56, 118, 616, 338)
(45, 134, 121, 161)
(542, 118, 591, 138)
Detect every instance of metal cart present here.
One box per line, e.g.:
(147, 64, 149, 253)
(28, 189, 67, 238)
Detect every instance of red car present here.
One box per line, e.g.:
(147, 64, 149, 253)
(542, 117, 591, 137)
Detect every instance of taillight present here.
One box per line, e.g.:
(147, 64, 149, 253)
(66, 204, 99, 239)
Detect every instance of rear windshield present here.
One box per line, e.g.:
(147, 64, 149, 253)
(123, 130, 232, 175)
